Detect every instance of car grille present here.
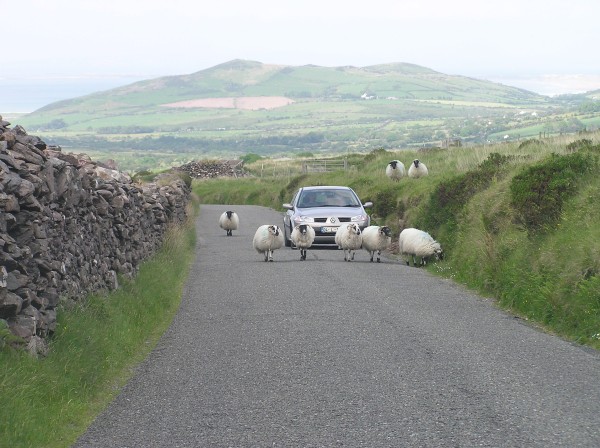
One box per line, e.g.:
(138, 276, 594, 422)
(313, 217, 351, 223)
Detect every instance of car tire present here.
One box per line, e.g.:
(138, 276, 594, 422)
(284, 224, 292, 247)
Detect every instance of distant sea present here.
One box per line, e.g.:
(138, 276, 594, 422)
(2, 74, 600, 115)
(0, 76, 148, 114)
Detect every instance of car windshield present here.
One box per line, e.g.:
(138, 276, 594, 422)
(297, 190, 360, 208)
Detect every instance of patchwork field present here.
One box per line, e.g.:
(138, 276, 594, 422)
(162, 96, 294, 110)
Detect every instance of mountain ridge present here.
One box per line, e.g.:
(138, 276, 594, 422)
(33, 59, 546, 114)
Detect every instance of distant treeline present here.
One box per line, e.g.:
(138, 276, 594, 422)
(46, 132, 329, 155)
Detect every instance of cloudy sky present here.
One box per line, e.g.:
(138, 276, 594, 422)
(2, 0, 600, 110)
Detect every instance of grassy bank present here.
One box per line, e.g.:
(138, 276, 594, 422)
(0, 199, 198, 448)
(194, 133, 600, 349)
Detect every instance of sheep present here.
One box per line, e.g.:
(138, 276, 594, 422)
(291, 224, 316, 260)
(335, 222, 363, 261)
(386, 160, 405, 182)
(218, 210, 239, 236)
(408, 159, 428, 178)
(361, 225, 392, 263)
(253, 224, 285, 262)
(398, 227, 443, 267)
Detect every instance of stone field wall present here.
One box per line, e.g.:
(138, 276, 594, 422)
(0, 118, 191, 354)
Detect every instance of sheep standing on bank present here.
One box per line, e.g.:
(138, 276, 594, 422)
(398, 227, 443, 267)
(335, 222, 363, 261)
(291, 224, 316, 260)
(386, 160, 405, 182)
(253, 224, 285, 262)
(361, 225, 392, 262)
(218, 210, 239, 236)
(408, 159, 428, 178)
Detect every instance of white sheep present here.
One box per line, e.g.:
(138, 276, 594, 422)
(218, 210, 239, 236)
(291, 224, 316, 260)
(408, 159, 428, 178)
(398, 227, 443, 267)
(386, 160, 405, 182)
(335, 222, 363, 261)
(253, 224, 285, 262)
(361, 225, 392, 263)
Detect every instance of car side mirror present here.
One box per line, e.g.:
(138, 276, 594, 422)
(283, 203, 293, 210)
(363, 201, 373, 208)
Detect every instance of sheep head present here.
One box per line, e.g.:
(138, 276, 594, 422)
(348, 223, 361, 235)
(268, 225, 281, 236)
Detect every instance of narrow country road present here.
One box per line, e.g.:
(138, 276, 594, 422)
(74, 204, 600, 447)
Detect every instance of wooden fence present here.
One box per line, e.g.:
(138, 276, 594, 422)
(302, 158, 348, 173)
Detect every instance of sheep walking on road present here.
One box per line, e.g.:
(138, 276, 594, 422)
(398, 227, 443, 267)
(291, 224, 316, 260)
(408, 159, 428, 178)
(253, 224, 285, 262)
(219, 210, 239, 236)
(335, 222, 363, 261)
(386, 160, 405, 182)
(362, 225, 392, 262)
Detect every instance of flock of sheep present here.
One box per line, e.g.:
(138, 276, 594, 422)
(216, 158, 442, 264)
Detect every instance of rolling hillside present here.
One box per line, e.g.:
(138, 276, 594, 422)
(14, 59, 600, 171)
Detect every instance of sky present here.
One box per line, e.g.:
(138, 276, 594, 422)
(2, 0, 600, 111)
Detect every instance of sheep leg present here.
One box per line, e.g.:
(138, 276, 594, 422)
(369, 251, 374, 262)
(263, 251, 269, 262)
(377, 250, 381, 263)
(268, 250, 274, 262)
(350, 250, 355, 261)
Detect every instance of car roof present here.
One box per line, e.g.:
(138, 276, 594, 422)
(301, 186, 352, 191)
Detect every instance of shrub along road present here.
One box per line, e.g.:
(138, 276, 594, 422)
(74, 204, 600, 447)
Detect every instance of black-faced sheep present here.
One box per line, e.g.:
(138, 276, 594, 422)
(408, 159, 428, 178)
(361, 225, 392, 262)
(398, 227, 443, 267)
(253, 224, 285, 262)
(335, 222, 362, 261)
(291, 224, 316, 260)
(386, 160, 405, 182)
(219, 210, 239, 236)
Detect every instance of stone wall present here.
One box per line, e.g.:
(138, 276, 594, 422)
(0, 118, 191, 354)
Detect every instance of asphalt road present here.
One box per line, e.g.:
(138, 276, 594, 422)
(74, 204, 600, 447)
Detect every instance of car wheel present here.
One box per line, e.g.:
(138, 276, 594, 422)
(284, 224, 292, 247)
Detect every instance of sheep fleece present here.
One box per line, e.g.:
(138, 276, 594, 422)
(398, 228, 441, 257)
(253, 225, 284, 252)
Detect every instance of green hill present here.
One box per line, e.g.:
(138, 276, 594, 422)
(14, 60, 600, 171)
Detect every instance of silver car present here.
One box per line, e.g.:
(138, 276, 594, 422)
(283, 186, 373, 247)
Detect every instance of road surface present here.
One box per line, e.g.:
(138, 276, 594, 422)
(74, 204, 600, 447)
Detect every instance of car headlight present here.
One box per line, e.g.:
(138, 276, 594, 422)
(294, 215, 314, 224)
(351, 214, 368, 223)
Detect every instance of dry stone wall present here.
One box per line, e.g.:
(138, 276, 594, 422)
(0, 118, 191, 354)
(175, 159, 246, 178)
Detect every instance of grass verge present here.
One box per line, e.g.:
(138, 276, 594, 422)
(0, 198, 198, 448)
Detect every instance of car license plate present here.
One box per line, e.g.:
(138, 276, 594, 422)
(320, 226, 337, 233)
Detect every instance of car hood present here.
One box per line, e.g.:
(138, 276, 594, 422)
(295, 206, 364, 217)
